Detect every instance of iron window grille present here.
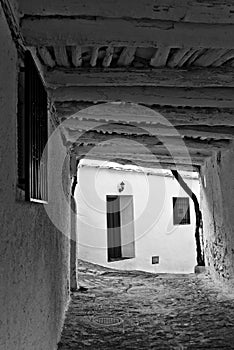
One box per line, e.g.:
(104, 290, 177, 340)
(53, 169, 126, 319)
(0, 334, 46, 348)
(19, 51, 48, 203)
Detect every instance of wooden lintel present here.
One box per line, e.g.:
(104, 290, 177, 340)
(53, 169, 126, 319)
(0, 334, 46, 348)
(20, 17, 234, 48)
(19, 0, 234, 24)
(77, 154, 199, 172)
(45, 67, 234, 88)
(72, 146, 205, 167)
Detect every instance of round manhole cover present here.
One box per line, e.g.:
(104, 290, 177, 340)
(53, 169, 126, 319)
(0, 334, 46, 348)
(91, 316, 123, 326)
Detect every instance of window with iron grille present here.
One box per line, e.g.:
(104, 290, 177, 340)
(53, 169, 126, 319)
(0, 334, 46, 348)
(18, 51, 48, 203)
(173, 197, 190, 225)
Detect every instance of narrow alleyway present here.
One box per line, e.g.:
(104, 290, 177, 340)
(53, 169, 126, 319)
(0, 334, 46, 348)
(58, 260, 234, 349)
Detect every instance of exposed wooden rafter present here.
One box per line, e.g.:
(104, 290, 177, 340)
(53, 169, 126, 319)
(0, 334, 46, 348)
(20, 17, 234, 48)
(176, 48, 198, 68)
(102, 46, 114, 67)
(38, 47, 55, 68)
(18, 0, 234, 170)
(54, 102, 234, 127)
(50, 86, 234, 108)
(167, 48, 191, 68)
(150, 46, 170, 67)
(45, 67, 234, 88)
(62, 126, 230, 153)
(76, 151, 205, 167)
(53, 46, 69, 67)
(19, 0, 234, 24)
(117, 47, 136, 66)
(71, 46, 82, 67)
(76, 153, 200, 172)
(212, 49, 234, 67)
(90, 46, 99, 67)
(185, 49, 206, 66)
(72, 144, 205, 169)
(62, 120, 234, 140)
(193, 49, 227, 67)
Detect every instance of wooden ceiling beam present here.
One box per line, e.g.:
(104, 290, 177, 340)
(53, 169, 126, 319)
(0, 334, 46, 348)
(62, 129, 230, 151)
(20, 17, 234, 48)
(49, 86, 234, 108)
(54, 102, 234, 127)
(73, 143, 212, 156)
(74, 146, 204, 163)
(19, 0, 234, 24)
(45, 67, 234, 88)
(63, 122, 234, 140)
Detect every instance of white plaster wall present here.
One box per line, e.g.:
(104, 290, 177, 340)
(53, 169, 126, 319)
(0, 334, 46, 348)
(0, 4, 70, 349)
(76, 163, 199, 273)
(200, 144, 234, 286)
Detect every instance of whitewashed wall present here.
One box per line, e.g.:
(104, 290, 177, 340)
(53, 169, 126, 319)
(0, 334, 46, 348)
(75, 161, 200, 273)
(0, 3, 70, 349)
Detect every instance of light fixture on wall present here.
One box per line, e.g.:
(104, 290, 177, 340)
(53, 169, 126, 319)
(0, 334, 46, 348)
(117, 181, 125, 193)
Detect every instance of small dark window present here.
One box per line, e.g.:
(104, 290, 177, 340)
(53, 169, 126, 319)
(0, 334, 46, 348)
(18, 51, 48, 202)
(173, 197, 190, 225)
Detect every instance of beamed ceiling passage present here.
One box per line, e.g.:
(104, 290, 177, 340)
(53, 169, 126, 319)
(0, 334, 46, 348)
(18, 0, 234, 170)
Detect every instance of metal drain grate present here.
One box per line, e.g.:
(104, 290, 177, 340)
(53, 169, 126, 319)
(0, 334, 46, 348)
(91, 316, 123, 326)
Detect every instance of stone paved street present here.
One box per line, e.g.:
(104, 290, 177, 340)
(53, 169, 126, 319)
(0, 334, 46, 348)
(58, 260, 234, 349)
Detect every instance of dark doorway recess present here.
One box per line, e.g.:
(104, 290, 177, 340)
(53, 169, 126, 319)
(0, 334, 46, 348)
(106, 195, 135, 262)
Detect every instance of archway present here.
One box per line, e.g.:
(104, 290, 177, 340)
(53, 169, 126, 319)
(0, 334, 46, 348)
(58, 101, 202, 286)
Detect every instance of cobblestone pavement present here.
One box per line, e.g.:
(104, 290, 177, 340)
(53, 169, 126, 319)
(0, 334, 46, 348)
(58, 260, 234, 349)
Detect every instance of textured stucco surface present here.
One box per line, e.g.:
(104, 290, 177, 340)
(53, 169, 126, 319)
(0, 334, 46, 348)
(0, 4, 71, 350)
(201, 143, 234, 287)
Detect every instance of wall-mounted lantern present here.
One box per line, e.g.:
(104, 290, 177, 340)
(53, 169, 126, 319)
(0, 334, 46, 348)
(117, 181, 125, 193)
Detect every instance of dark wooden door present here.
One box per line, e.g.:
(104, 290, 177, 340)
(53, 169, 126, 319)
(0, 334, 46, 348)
(107, 196, 122, 261)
